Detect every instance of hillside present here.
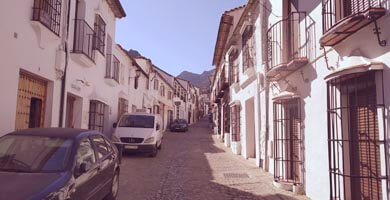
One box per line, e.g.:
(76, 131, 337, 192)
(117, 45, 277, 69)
(177, 69, 215, 89)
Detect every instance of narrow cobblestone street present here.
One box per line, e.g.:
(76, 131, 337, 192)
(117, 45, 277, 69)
(118, 119, 308, 200)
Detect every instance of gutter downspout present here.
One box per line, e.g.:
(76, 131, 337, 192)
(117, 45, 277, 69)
(59, 0, 72, 127)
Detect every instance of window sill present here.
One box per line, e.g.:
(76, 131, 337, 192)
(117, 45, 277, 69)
(70, 53, 95, 68)
(104, 78, 119, 87)
(30, 21, 60, 49)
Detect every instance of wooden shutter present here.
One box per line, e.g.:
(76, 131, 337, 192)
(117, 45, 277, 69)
(350, 88, 382, 200)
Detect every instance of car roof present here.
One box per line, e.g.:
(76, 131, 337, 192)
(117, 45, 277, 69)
(6, 128, 98, 139)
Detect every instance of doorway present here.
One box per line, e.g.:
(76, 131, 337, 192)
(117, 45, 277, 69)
(245, 98, 255, 158)
(15, 72, 47, 130)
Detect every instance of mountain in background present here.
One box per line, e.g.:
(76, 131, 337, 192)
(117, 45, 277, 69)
(177, 69, 215, 90)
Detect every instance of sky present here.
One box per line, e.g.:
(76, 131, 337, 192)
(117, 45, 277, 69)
(115, 0, 247, 76)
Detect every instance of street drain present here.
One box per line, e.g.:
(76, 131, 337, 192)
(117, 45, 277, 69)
(223, 173, 249, 179)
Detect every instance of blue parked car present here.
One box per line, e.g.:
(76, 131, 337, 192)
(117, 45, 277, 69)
(0, 128, 121, 200)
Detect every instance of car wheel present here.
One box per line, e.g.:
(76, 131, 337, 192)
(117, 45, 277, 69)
(105, 170, 119, 200)
(149, 144, 158, 157)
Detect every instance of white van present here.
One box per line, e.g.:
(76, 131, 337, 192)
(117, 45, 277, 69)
(112, 112, 163, 157)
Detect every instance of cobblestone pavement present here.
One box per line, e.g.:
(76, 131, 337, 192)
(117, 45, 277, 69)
(118, 118, 309, 200)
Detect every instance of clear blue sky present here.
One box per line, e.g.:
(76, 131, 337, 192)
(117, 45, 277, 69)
(116, 0, 247, 76)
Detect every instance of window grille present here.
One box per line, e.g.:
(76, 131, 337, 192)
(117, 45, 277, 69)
(242, 25, 255, 72)
(224, 103, 230, 133)
(229, 49, 239, 85)
(231, 105, 241, 141)
(94, 15, 106, 55)
(154, 80, 159, 90)
(32, 0, 62, 35)
(327, 71, 387, 199)
(89, 100, 105, 132)
(73, 19, 95, 61)
(160, 86, 165, 97)
(273, 98, 303, 185)
(105, 55, 120, 82)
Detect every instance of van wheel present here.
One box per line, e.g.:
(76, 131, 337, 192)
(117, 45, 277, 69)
(149, 145, 158, 157)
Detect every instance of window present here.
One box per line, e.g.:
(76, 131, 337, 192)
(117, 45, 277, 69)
(168, 91, 172, 100)
(75, 138, 96, 170)
(88, 100, 105, 132)
(118, 98, 128, 119)
(94, 15, 106, 55)
(153, 105, 160, 114)
(91, 136, 110, 160)
(32, 0, 62, 35)
(229, 50, 239, 85)
(242, 25, 255, 72)
(230, 105, 241, 141)
(224, 104, 230, 133)
(105, 55, 120, 83)
(154, 79, 159, 90)
(273, 98, 302, 185)
(327, 71, 386, 199)
(160, 86, 165, 97)
(146, 78, 149, 90)
(0, 135, 73, 173)
(134, 76, 139, 89)
(119, 115, 155, 128)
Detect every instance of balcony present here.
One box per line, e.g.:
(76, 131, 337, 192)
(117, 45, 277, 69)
(105, 55, 120, 86)
(320, 0, 386, 46)
(32, 0, 62, 36)
(267, 12, 309, 81)
(72, 19, 95, 66)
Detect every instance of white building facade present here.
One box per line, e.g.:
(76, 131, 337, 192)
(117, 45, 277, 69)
(211, 0, 390, 199)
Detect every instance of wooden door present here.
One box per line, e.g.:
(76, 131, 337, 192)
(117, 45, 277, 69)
(349, 87, 382, 200)
(66, 95, 76, 128)
(15, 73, 47, 130)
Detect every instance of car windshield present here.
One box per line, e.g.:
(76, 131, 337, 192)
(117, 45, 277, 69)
(119, 115, 155, 128)
(174, 119, 187, 124)
(0, 135, 73, 173)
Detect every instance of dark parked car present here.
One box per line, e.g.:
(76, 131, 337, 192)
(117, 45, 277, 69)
(0, 128, 120, 200)
(170, 119, 189, 132)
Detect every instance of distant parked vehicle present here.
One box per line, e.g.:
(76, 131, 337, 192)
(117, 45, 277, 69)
(0, 128, 121, 200)
(170, 119, 189, 132)
(112, 112, 163, 157)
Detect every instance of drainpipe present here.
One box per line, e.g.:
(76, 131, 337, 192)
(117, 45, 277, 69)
(59, 0, 72, 127)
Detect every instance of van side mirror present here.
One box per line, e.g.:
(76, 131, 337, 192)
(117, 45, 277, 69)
(156, 124, 160, 131)
(113, 122, 117, 128)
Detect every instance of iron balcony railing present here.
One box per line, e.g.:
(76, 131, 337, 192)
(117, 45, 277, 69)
(32, 0, 62, 35)
(322, 0, 384, 34)
(267, 12, 308, 72)
(73, 19, 95, 61)
(105, 54, 120, 83)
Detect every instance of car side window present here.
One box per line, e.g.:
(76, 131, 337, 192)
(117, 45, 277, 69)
(75, 138, 96, 169)
(91, 136, 110, 160)
(103, 138, 114, 154)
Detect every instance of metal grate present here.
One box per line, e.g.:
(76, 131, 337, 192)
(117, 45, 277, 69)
(32, 0, 62, 35)
(327, 71, 387, 199)
(267, 12, 308, 71)
(322, 0, 384, 34)
(223, 173, 249, 179)
(120, 137, 144, 144)
(273, 98, 303, 185)
(73, 19, 95, 61)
